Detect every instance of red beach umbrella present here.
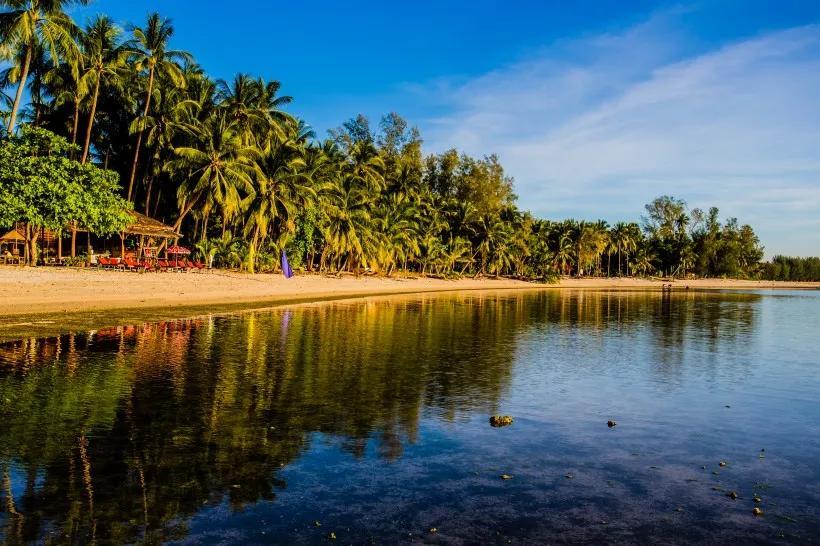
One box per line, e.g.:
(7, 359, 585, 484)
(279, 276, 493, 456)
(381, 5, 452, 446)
(166, 245, 191, 255)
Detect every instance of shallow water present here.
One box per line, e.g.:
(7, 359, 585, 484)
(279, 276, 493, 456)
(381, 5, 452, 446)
(0, 289, 818, 544)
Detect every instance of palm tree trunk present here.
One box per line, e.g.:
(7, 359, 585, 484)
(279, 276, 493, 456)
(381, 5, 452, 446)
(172, 199, 197, 233)
(70, 97, 80, 159)
(7, 44, 32, 134)
(246, 225, 260, 273)
(127, 66, 155, 202)
(80, 78, 101, 164)
(144, 176, 154, 215)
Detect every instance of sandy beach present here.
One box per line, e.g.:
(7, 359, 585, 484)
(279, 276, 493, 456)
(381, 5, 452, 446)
(0, 266, 817, 317)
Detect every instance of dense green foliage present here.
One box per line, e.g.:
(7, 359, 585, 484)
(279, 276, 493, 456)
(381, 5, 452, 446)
(761, 256, 820, 282)
(0, 3, 773, 278)
(0, 125, 131, 262)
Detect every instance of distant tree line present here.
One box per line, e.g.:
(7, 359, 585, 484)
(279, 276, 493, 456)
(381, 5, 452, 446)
(760, 256, 820, 282)
(0, 2, 779, 280)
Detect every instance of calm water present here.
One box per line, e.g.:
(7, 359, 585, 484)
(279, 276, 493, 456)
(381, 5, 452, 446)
(0, 290, 818, 544)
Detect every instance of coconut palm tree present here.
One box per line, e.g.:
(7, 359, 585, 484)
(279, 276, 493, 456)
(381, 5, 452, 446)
(166, 111, 256, 233)
(78, 15, 128, 164)
(0, 0, 86, 134)
(244, 135, 314, 273)
(125, 12, 190, 201)
(42, 49, 87, 147)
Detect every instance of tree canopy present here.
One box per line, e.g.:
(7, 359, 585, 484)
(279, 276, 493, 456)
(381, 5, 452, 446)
(0, 125, 131, 261)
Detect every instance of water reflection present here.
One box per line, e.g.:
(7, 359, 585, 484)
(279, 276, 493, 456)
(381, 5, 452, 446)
(1, 290, 814, 544)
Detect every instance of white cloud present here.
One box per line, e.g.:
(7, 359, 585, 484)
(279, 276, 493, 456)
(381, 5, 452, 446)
(414, 15, 820, 257)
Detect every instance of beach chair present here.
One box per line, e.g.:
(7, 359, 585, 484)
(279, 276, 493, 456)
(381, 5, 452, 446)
(124, 257, 149, 273)
(157, 259, 170, 272)
(191, 259, 206, 271)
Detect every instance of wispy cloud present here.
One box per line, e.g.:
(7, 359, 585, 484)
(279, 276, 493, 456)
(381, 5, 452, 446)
(414, 13, 820, 256)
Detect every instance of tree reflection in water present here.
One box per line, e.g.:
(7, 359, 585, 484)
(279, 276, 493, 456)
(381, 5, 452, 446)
(0, 290, 762, 543)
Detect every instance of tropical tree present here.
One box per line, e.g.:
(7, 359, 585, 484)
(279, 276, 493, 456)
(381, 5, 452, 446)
(166, 111, 256, 234)
(78, 15, 127, 163)
(125, 12, 190, 201)
(0, 0, 86, 133)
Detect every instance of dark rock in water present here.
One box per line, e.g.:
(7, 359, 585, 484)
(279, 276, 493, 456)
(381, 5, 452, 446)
(328, 532, 337, 540)
(719, 461, 727, 467)
(490, 415, 514, 427)
(500, 474, 513, 480)
(752, 507, 763, 517)
(429, 528, 438, 534)
(607, 420, 617, 428)
(565, 473, 574, 479)
(753, 495, 762, 504)
(727, 491, 738, 500)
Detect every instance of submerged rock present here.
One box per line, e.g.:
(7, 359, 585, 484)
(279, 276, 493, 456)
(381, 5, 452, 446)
(727, 491, 738, 500)
(752, 507, 763, 517)
(607, 420, 617, 428)
(490, 415, 514, 427)
(719, 461, 727, 467)
(753, 495, 762, 504)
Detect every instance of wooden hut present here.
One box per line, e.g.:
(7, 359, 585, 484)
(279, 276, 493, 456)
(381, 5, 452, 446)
(0, 229, 26, 264)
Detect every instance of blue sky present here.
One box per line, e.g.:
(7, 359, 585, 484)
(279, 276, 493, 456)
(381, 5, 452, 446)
(71, 1, 820, 256)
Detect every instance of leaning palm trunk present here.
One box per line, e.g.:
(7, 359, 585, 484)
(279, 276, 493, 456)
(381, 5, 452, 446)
(127, 66, 155, 202)
(7, 44, 33, 134)
(80, 78, 101, 164)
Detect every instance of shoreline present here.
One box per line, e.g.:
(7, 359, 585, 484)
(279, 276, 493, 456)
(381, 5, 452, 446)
(1, 266, 817, 319)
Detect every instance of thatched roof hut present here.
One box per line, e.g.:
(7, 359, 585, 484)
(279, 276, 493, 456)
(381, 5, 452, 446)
(124, 211, 179, 239)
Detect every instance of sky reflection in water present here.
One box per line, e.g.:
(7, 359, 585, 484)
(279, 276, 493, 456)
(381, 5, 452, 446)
(0, 290, 818, 544)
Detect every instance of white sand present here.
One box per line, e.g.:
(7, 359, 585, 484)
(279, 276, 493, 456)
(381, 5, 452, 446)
(0, 266, 816, 316)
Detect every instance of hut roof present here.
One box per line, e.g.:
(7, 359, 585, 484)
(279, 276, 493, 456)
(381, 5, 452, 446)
(125, 211, 180, 239)
(0, 229, 25, 242)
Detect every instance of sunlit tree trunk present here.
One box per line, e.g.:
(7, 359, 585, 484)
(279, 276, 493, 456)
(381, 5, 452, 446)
(127, 65, 155, 202)
(7, 44, 32, 135)
(80, 77, 101, 164)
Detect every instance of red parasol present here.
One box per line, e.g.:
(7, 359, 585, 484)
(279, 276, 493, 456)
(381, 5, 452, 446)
(166, 245, 191, 255)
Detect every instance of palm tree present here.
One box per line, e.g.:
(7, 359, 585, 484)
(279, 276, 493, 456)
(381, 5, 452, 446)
(78, 15, 127, 164)
(244, 135, 314, 273)
(125, 12, 190, 201)
(166, 111, 256, 233)
(1, 41, 52, 126)
(42, 50, 87, 147)
(0, 0, 86, 134)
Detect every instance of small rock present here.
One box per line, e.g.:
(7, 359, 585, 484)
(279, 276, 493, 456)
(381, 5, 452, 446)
(314, 521, 322, 527)
(565, 473, 574, 479)
(489, 415, 514, 427)
(328, 532, 337, 540)
(607, 420, 617, 428)
(500, 474, 513, 480)
(753, 495, 761, 504)
(727, 491, 738, 500)
(429, 528, 438, 534)
(719, 461, 727, 467)
(752, 507, 763, 517)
